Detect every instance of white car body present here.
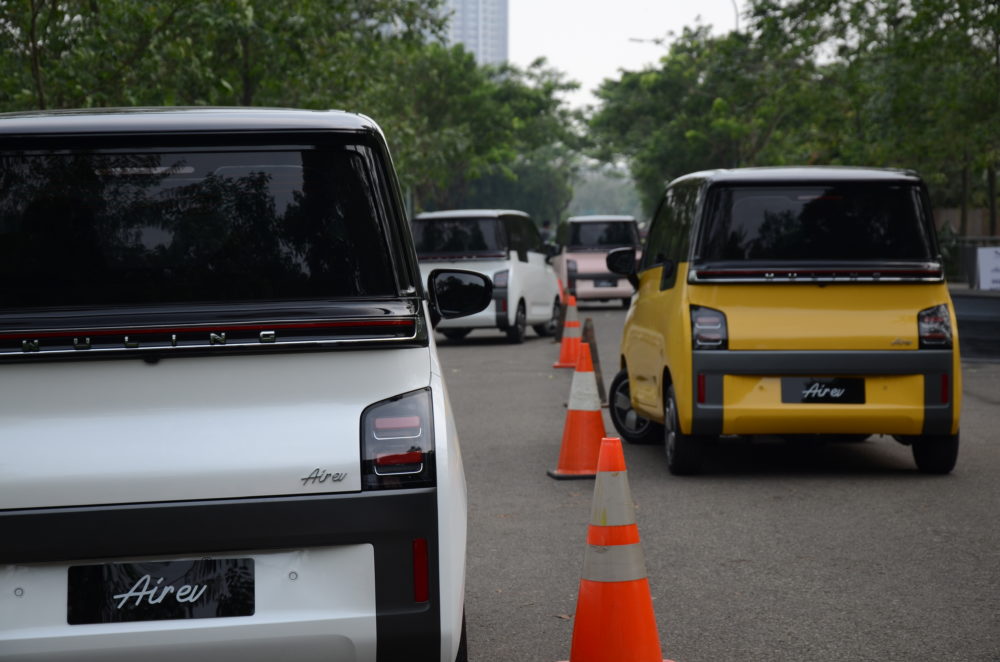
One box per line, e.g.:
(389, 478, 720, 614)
(412, 210, 561, 340)
(0, 108, 480, 662)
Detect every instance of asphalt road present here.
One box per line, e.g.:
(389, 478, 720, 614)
(436, 304, 1000, 662)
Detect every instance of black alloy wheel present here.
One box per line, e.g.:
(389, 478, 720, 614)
(533, 297, 561, 337)
(506, 300, 526, 344)
(609, 369, 662, 444)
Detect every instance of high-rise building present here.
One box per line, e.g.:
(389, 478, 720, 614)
(444, 0, 508, 65)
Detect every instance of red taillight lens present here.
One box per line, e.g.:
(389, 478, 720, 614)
(918, 304, 952, 349)
(691, 305, 728, 350)
(361, 389, 435, 490)
(412, 538, 429, 603)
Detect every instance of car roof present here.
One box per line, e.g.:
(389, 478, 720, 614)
(413, 209, 530, 220)
(0, 107, 379, 135)
(671, 166, 923, 187)
(566, 215, 636, 223)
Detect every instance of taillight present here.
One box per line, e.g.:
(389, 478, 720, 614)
(691, 306, 728, 350)
(918, 304, 952, 349)
(361, 388, 435, 490)
(493, 270, 509, 288)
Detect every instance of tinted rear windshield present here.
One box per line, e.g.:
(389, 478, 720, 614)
(0, 143, 397, 309)
(568, 221, 638, 250)
(412, 217, 505, 257)
(698, 184, 935, 262)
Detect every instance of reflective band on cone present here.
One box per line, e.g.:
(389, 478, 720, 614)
(560, 437, 675, 662)
(548, 344, 606, 479)
(554, 296, 581, 368)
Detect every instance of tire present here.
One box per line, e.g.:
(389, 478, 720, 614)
(505, 300, 526, 344)
(911, 433, 959, 474)
(441, 328, 471, 341)
(532, 297, 561, 337)
(621, 297, 631, 309)
(609, 369, 663, 444)
(454, 612, 468, 662)
(664, 384, 703, 475)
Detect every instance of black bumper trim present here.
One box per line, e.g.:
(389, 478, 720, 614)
(0, 489, 442, 662)
(689, 350, 955, 436)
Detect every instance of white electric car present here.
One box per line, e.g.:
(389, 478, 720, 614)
(0, 108, 490, 662)
(411, 209, 562, 343)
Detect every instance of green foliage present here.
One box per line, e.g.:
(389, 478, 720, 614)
(0, 0, 580, 222)
(589, 0, 1000, 222)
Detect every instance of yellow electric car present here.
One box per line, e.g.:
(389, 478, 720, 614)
(607, 167, 961, 475)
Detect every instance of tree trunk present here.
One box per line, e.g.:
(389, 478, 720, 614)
(960, 161, 969, 237)
(28, 0, 47, 110)
(989, 164, 997, 237)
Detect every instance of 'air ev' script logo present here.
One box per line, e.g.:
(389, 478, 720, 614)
(112, 575, 207, 609)
(802, 383, 846, 400)
(301, 468, 348, 486)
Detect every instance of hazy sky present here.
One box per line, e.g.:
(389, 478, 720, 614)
(508, 0, 745, 108)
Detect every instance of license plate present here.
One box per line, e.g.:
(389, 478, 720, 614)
(593, 278, 617, 288)
(68, 558, 254, 625)
(781, 377, 865, 404)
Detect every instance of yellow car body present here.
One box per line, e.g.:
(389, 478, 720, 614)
(611, 167, 961, 474)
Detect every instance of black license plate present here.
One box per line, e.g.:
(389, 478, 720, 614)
(68, 558, 254, 625)
(781, 377, 865, 404)
(593, 278, 618, 287)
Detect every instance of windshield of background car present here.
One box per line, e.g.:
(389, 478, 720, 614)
(411, 217, 505, 257)
(697, 183, 935, 262)
(0, 143, 398, 309)
(568, 221, 638, 250)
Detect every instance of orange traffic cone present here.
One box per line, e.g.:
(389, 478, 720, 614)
(548, 343, 606, 480)
(553, 295, 581, 368)
(565, 437, 675, 662)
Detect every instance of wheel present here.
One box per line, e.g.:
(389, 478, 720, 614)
(664, 384, 703, 475)
(441, 328, 471, 341)
(621, 297, 630, 309)
(506, 300, 526, 343)
(532, 297, 560, 337)
(609, 369, 662, 444)
(911, 433, 959, 474)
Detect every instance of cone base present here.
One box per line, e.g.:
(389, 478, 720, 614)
(546, 469, 596, 480)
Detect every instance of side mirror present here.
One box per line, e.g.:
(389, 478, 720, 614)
(427, 269, 493, 328)
(606, 247, 639, 290)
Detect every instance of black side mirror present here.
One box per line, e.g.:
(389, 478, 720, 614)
(606, 247, 639, 290)
(427, 269, 493, 327)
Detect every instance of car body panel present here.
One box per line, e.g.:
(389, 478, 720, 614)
(413, 210, 560, 333)
(0, 348, 430, 510)
(552, 215, 641, 301)
(617, 167, 961, 446)
(0, 107, 472, 662)
(0, 546, 377, 662)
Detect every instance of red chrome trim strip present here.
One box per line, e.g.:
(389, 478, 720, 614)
(0, 319, 414, 340)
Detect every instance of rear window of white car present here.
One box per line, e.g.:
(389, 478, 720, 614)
(0, 144, 397, 309)
(412, 217, 506, 257)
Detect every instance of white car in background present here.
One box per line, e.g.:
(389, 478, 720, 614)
(412, 210, 562, 343)
(0, 107, 489, 662)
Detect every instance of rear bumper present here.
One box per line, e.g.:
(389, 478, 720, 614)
(689, 350, 957, 436)
(569, 273, 632, 300)
(0, 490, 442, 662)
